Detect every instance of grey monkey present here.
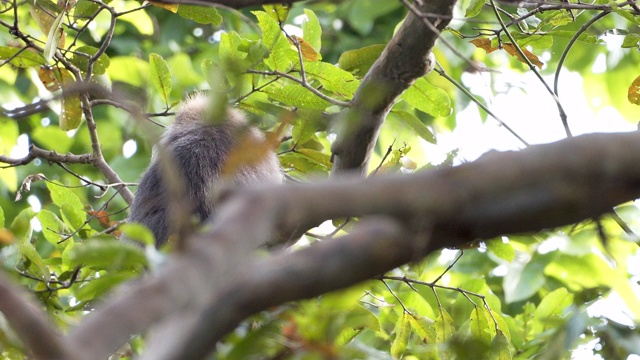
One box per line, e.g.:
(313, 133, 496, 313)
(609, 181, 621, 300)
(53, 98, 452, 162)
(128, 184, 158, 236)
(128, 94, 282, 246)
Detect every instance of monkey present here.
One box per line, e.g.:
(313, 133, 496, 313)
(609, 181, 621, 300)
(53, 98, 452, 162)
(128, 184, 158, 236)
(127, 93, 283, 247)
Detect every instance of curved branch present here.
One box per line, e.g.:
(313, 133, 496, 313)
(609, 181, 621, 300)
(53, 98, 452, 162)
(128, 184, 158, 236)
(0, 144, 92, 168)
(144, 217, 411, 360)
(67, 131, 640, 359)
(156, 0, 305, 9)
(331, 0, 456, 174)
(0, 272, 76, 360)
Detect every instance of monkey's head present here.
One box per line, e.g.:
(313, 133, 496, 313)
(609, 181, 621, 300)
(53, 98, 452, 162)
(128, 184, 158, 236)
(173, 93, 246, 128)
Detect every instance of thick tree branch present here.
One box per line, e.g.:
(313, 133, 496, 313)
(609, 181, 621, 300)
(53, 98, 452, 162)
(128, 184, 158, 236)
(156, 0, 304, 9)
(0, 144, 92, 168)
(0, 272, 76, 360)
(144, 217, 411, 360)
(331, 0, 456, 174)
(64, 131, 640, 359)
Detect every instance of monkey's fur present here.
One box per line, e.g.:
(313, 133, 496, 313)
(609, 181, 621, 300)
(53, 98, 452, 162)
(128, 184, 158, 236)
(128, 94, 282, 246)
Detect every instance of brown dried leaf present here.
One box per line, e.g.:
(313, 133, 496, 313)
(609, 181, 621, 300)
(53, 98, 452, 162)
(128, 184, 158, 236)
(15, 173, 48, 201)
(87, 210, 111, 229)
(222, 132, 274, 177)
(503, 43, 544, 69)
(470, 38, 498, 54)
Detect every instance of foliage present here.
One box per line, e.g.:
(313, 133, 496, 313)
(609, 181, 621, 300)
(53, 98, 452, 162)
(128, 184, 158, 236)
(0, 0, 639, 359)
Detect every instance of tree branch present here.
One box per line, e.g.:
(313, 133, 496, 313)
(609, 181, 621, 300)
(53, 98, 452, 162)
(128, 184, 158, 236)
(0, 272, 76, 360)
(155, 0, 305, 9)
(65, 131, 640, 359)
(331, 0, 456, 174)
(0, 144, 92, 168)
(143, 217, 411, 360)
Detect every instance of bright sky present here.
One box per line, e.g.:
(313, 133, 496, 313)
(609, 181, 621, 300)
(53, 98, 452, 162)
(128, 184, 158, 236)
(425, 69, 636, 165)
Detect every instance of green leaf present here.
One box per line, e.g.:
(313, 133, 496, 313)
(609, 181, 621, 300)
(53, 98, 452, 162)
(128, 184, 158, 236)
(73, 0, 99, 20)
(466, 0, 485, 18)
(518, 34, 553, 50)
(220, 32, 248, 67)
(108, 56, 149, 87)
(117, 2, 153, 36)
(547, 30, 599, 44)
(551, 244, 640, 315)
(262, 84, 331, 110)
(225, 322, 284, 359)
(75, 272, 139, 301)
(391, 312, 410, 358)
(292, 110, 326, 145)
(10, 208, 36, 241)
(534, 287, 573, 322)
(177, 5, 222, 25)
(0, 205, 4, 228)
(490, 330, 512, 360)
(69, 45, 111, 75)
(302, 61, 359, 98)
(491, 310, 511, 341)
(0, 46, 46, 67)
(338, 44, 385, 75)
(347, 0, 402, 35)
(390, 110, 437, 144)
(622, 34, 640, 48)
(539, 10, 573, 28)
(470, 307, 493, 345)
(60, 202, 86, 231)
(407, 313, 435, 343)
(67, 238, 147, 270)
(18, 238, 50, 281)
(503, 252, 553, 303)
(613, 8, 640, 26)
(262, 4, 290, 23)
(545, 253, 608, 288)
(37, 210, 68, 245)
(120, 223, 155, 246)
(32, 126, 74, 154)
(435, 308, 454, 342)
(254, 11, 296, 71)
(149, 53, 172, 107)
(486, 238, 515, 262)
(402, 78, 452, 117)
(335, 306, 380, 345)
(296, 148, 332, 168)
(302, 9, 322, 52)
(44, 181, 87, 233)
(280, 152, 330, 175)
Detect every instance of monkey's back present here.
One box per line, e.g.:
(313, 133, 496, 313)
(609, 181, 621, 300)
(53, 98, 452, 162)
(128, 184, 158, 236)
(128, 96, 282, 246)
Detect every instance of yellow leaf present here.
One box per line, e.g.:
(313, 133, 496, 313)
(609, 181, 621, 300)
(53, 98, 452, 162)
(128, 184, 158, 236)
(0, 229, 15, 245)
(628, 75, 640, 105)
(289, 35, 320, 61)
(59, 68, 82, 131)
(147, 1, 179, 13)
(38, 66, 61, 92)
